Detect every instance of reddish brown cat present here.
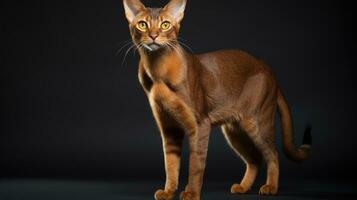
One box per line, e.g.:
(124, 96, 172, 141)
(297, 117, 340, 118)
(122, 0, 311, 199)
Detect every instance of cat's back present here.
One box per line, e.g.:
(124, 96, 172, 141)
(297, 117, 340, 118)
(195, 49, 276, 99)
(196, 49, 272, 77)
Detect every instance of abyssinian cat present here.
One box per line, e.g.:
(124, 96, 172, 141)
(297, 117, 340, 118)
(122, 0, 311, 199)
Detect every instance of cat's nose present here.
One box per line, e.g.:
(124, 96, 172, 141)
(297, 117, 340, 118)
(149, 34, 158, 41)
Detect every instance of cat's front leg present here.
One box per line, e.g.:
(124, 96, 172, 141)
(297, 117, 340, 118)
(150, 82, 202, 200)
(180, 118, 211, 200)
(154, 127, 185, 200)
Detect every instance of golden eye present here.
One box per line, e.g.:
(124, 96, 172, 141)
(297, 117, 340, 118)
(137, 21, 148, 31)
(160, 21, 171, 30)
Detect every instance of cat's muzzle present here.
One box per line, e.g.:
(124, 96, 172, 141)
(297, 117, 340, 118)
(143, 43, 161, 51)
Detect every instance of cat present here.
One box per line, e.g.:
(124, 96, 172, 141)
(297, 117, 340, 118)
(122, 0, 311, 199)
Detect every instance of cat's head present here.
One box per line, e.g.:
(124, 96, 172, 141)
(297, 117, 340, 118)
(123, 0, 186, 52)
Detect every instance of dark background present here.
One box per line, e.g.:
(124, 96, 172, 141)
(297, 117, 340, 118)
(1, 0, 356, 185)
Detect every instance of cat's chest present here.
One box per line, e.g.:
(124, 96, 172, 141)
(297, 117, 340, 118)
(146, 62, 186, 88)
(139, 63, 187, 96)
(141, 66, 189, 102)
(148, 80, 191, 112)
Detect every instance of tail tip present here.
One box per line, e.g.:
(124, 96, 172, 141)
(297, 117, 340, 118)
(302, 124, 312, 145)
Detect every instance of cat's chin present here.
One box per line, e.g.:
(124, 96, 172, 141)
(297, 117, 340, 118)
(143, 43, 162, 52)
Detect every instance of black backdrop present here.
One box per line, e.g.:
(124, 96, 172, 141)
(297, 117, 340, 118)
(1, 0, 355, 182)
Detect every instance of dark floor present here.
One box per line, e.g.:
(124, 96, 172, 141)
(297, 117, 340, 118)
(0, 179, 356, 200)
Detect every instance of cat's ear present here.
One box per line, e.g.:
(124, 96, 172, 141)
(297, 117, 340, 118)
(123, 0, 146, 23)
(163, 0, 187, 23)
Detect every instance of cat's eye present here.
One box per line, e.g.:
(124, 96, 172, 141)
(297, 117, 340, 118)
(160, 21, 171, 30)
(137, 21, 148, 31)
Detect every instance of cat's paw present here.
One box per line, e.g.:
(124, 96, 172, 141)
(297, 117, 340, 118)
(180, 190, 199, 200)
(259, 184, 278, 195)
(230, 183, 248, 194)
(154, 189, 175, 200)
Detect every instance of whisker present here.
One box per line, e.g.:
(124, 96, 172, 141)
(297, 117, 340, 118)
(115, 41, 134, 56)
(177, 38, 194, 53)
(167, 40, 185, 59)
(121, 43, 137, 66)
(166, 41, 176, 52)
(134, 42, 144, 56)
(177, 40, 194, 53)
(121, 42, 145, 66)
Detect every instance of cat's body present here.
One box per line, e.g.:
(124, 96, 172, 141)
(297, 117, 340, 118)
(140, 48, 276, 126)
(123, 1, 311, 200)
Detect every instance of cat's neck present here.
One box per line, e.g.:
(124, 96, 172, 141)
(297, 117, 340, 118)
(139, 44, 188, 84)
(139, 44, 186, 67)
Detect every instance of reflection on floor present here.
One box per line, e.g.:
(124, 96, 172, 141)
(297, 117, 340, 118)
(0, 179, 356, 200)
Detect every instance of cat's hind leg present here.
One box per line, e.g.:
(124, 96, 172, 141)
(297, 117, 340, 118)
(221, 123, 262, 194)
(239, 118, 279, 195)
(230, 72, 279, 195)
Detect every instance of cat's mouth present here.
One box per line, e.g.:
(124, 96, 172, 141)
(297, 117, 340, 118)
(143, 42, 161, 52)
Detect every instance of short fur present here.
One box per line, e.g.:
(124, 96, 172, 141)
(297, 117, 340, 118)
(122, 0, 311, 199)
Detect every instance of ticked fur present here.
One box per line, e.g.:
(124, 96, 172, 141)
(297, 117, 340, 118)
(123, 0, 311, 200)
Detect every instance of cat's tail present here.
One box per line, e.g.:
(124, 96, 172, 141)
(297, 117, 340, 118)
(277, 89, 311, 162)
